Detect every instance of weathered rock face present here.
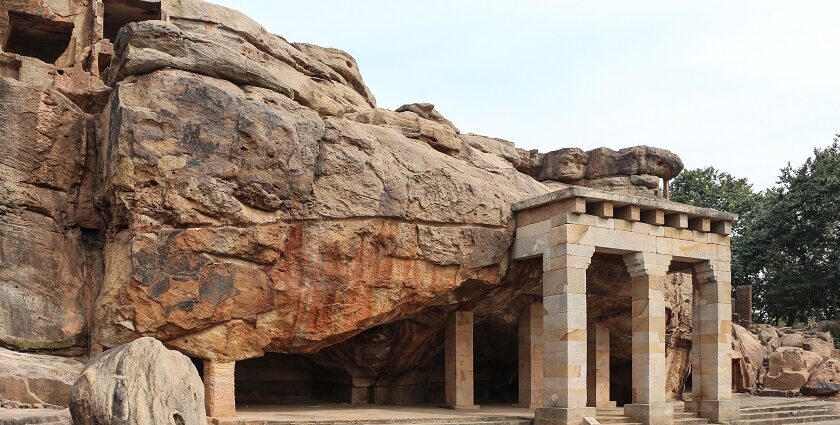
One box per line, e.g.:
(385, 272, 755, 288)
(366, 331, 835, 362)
(0, 348, 85, 407)
(70, 337, 204, 425)
(0, 77, 101, 355)
(1, 0, 694, 407)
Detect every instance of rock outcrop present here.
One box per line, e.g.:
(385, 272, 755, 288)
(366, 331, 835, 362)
(69, 337, 204, 425)
(1, 0, 696, 408)
(0, 348, 85, 408)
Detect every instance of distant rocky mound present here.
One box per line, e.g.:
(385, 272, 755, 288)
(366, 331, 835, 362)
(1, 0, 687, 408)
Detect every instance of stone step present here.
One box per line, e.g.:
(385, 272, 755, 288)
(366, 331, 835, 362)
(739, 409, 835, 420)
(740, 404, 835, 414)
(728, 414, 840, 425)
(674, 412, 700, 419)
(674, 419, 709, 425)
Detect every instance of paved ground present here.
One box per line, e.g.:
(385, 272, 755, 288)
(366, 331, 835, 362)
(235, 404, 535, 420)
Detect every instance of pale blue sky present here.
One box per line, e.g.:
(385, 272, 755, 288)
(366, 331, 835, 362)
(210, 1, 840, 189)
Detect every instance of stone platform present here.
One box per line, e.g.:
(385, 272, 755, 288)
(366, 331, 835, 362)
(211, 405, 535, 425)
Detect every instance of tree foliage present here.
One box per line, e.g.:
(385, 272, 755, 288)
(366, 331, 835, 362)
(670, 140, 840, 324)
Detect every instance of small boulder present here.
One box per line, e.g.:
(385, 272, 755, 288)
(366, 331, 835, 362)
(802, 359, 840, 396)
(70, 337, 205, 425)
(763, 347, 824, 391)
(803, 337, 834, 360)
(781, 333, 804, 348)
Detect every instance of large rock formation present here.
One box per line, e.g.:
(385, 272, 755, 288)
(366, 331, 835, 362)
(69, 337, 205, 425)
(0, 0, 695, 408)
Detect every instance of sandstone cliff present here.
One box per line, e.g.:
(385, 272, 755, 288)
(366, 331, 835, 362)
(1, 0, 688, 406)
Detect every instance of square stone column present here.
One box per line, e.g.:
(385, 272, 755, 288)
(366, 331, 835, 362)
(587, 322, 614, 408)
(518, 301, 544, 408)
(623, 252, 673, 425)
(535, 242, 595, 425)
(204, 360, 236, 417)
(350, 377, 373, 404)
(445, 310, 478, 410)
(689, 261, 738, 423)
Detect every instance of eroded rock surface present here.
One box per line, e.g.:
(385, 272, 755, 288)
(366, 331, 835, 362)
(1, 0, 697, 407)
(69, 337, 204, 425)
(0, 348, 85, 407)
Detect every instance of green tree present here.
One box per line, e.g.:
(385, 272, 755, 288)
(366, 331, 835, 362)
(740, 140, 840, 323)
(669, 166, 762, 300)
(671, 141, 840, 324)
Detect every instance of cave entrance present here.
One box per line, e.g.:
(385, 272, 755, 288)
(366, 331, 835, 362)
(3, 12, 74, 64)
(474, 319, 518, 405)
(235, 353, 352, 406)
(103, 0, 162, 42)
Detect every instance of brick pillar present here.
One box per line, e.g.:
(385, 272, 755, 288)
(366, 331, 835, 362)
(535, 242, 595, 425)
(734, 285, 752, 327)
(204, 360, 236, 417)
(623, 252, 673, 425)
(518, 302, 544, 408)
(445, 310, 477, 409)
(588, 323, 614, 408)
(689, 261, 738, 423)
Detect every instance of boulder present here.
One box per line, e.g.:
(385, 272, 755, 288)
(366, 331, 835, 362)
(763, 347, 824, 391)
(781, 333, 805, 348)
(802, 359, 840, 396)
(803, 337, 834, 360)
(69, 337, 205, 425)
(0, 348, 85, 407)
(106, 20, 374, 117)
(396, 102, 460, 133)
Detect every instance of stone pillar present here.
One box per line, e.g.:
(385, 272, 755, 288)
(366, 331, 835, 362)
(518, 302, 544, 409)
(350, 377, 373, 404)
(445, 310, 477, 409)
(587, 323, 614, 408)
(535, 243, 595, 425)
(734, 285, 752, 328)
(204, 360, 236, 417)
(689, 261, 738, 423)
(623, 252, 673, 425)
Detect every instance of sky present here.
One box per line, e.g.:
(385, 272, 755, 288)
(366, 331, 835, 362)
(210, 1, 840, 190)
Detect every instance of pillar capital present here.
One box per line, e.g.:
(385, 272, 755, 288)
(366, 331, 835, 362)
(623, 252, 671, 278)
